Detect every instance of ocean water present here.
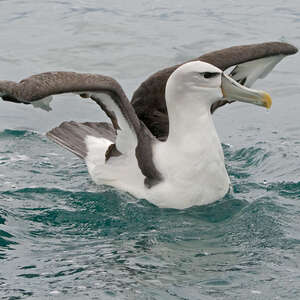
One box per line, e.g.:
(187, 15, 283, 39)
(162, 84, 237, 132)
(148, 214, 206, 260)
(0, 0, 300, 299)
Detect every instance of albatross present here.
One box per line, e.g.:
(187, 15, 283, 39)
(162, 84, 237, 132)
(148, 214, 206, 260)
(0, 42, 297, 209)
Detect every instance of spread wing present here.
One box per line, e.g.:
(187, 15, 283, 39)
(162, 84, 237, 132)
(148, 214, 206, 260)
(131, 42, 298, 140)
(0, 71, 162, 187)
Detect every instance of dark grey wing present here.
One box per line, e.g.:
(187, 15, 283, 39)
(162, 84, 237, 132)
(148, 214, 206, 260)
(0, 71, 163, 187)
(131, 42, 298, 139)
(197, 41, 297, 70)
(47, 121, 116, 159)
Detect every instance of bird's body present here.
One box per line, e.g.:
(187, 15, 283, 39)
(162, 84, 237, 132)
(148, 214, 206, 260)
(85, 109, 230, 209)
(151, 115, 230, 208)
(0, 42, 297, 208)
(87, 62, 246, 208)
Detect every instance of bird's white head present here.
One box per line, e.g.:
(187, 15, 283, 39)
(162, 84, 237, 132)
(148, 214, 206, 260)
(165, 60, 272, 142)
(165, 60, 272, 116)
(165, 61, 223, 112)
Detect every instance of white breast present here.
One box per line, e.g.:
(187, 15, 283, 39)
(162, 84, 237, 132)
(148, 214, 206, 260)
(149, 118, 230, 209)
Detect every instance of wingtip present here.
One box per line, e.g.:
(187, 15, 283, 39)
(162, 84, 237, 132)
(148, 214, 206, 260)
(283, 42, 298, 55)
(0, 80, 17, 101)
(270, 41, 298, 55)
(289, 43, 298, 54)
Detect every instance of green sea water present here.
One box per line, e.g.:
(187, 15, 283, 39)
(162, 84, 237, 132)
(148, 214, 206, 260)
(1, 129, 300, 299)
(1, 0, 300, 299)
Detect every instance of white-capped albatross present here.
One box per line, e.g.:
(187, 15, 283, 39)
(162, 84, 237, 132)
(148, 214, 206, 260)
(0, 41, 297, 209)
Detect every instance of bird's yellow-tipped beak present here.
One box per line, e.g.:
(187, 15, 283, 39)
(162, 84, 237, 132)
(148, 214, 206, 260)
(262, 92, 272, 109)
(221, 73, 272, 109)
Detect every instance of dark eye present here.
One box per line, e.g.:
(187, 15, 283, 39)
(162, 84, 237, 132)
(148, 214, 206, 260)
(201, 72, 219, 79)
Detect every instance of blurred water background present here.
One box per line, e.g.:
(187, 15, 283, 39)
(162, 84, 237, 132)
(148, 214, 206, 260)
(0, 0, 300, 299)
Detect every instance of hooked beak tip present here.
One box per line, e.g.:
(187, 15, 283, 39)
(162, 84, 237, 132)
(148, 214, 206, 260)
(263, 92, 272, 109)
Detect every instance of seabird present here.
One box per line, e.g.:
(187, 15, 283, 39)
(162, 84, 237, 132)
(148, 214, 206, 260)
(0, 42, 297, 209)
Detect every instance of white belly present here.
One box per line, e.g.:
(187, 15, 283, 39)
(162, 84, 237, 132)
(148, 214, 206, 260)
(148, 140, 230, 209)
(85, 135, 230, 209)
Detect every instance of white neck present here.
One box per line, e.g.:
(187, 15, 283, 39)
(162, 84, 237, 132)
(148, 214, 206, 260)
(163, 59, 225, 153)
(167, 90, 219, 149)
